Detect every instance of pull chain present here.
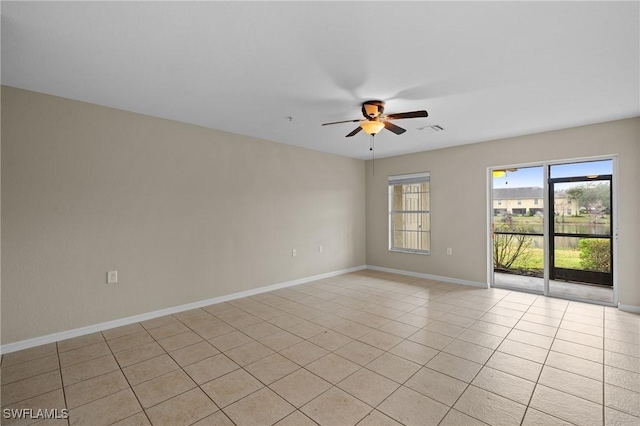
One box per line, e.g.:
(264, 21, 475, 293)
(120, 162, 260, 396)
(370, 134, 375, 176)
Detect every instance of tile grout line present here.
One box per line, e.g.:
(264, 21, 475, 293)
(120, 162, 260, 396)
(105, 328, 158, 426)
(55, 341, 69, 425)
(316, 283, 496, 423)
(253, 277, 472, 424)
(518, 295, 570, 425)
(133, 320, 233, 426)
(158, 306, 301, 425)
(602, 308, 605, 425)
(432, 287, 527, 425)
(332, 285, 517, 424)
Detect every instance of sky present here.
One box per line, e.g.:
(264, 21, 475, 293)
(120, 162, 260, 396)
(492, 160, 613, 188)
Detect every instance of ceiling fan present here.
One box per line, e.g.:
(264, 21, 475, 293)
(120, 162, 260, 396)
(321, 100, 428, 137)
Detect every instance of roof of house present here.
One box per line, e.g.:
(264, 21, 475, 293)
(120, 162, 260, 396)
(493, 187, 544, 199)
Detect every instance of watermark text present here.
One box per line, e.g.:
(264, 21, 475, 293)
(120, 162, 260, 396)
(3, 408, 69, 420)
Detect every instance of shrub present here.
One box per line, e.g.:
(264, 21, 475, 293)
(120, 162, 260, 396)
(578, 239, 610, 272)
(493, 224, 534, 270)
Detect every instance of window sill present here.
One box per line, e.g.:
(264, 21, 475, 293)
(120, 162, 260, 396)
(389, 248, 431, 255)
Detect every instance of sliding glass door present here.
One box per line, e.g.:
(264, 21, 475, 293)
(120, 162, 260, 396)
(547, 161, 613, 303)
(491, 166, 545, 293)
(490, 158, 615, 305)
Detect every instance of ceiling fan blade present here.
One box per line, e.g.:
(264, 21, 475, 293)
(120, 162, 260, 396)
(346, 127, 362, 137)
(383, 121, 406, 135)
(321, 119, 361, 126)
(384, 110, 429, 120)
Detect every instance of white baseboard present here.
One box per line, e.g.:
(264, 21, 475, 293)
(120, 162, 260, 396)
(1, 265, 367, 355)
(366, 265, 488, 289)
(618, 304, 640, 314)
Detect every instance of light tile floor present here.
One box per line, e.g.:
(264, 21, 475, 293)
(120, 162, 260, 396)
(1, 270, 639, 425)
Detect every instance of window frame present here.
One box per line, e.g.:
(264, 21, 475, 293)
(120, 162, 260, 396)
(388, 172, 431, 255)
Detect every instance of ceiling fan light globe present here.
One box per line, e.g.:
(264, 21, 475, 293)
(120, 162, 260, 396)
(361, 120, 385, 135)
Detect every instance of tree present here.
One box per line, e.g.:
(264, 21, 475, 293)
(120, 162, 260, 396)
(582, 183, 610, 215)
(586, 200, 606, 224)
(565, 187, 583, 216)
(564, 183, 610, 219)
(555, 200, 567, 223)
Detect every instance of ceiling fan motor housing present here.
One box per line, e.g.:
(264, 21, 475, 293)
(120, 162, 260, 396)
(362, 100, 385, 119)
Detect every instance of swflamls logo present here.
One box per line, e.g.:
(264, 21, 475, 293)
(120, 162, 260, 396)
(3, 408, 69, 420)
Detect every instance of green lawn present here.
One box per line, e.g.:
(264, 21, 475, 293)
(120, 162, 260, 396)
(510, 247, 581, 270)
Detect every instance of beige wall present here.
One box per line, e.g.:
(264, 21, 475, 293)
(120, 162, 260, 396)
(1, 87, 366, 344)
(366, 117, 640, 307)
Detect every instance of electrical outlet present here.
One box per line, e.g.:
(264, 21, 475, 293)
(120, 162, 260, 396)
(107, 270, 118, 284)
(446, 248, 453, 256)
(318, 245, 323, 253)
(292, 249, 297, 257)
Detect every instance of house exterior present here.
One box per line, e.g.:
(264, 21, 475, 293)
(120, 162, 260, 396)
(493, 187, 572, 216)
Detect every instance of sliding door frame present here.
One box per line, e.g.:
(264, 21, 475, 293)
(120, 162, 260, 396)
(487, 154, 618, 306)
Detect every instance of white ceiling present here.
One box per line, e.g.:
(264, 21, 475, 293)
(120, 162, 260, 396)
(2, 1, 638, 160)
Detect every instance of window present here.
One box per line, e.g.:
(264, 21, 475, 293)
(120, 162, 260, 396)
(534, 198, 539, 205)
(498, 200, 502, 206)
(389, 172, 430, 254)
(517, 199, 522, 205)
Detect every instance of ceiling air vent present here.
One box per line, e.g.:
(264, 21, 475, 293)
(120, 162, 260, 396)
(418, 124, 444, 133)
